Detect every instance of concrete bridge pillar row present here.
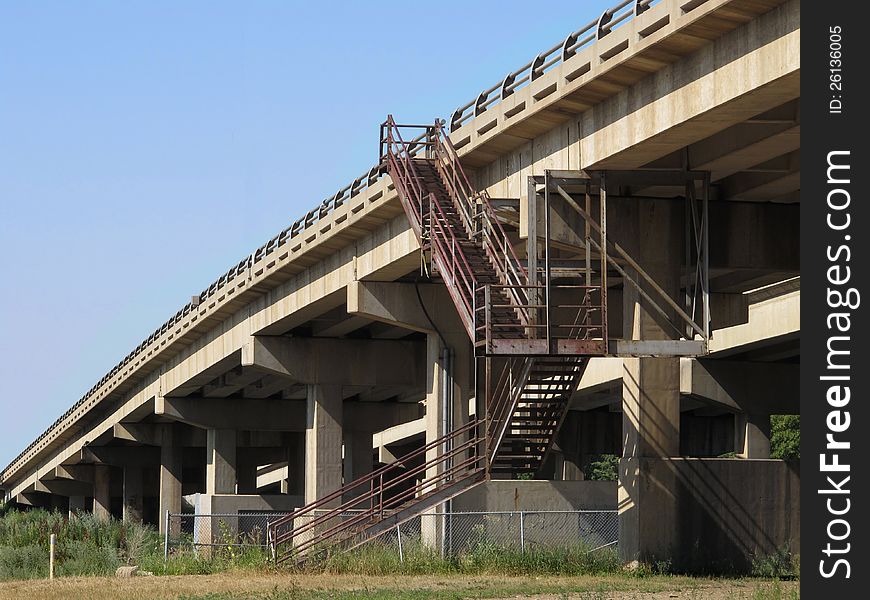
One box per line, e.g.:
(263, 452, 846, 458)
(159, 426, 183, 534)
(206, 429, 237, 495)
(93, 464, 111, 521)
(343, 428, 374, 500)
(68, 495, 86, 519)
(122, 466, 144, 523)
(422, 330, 472, 548)
(305, 383, 343, 506)
(618, 197, 682, 567)
(736, 413, 771, 459)
(283, 432, 305, 495)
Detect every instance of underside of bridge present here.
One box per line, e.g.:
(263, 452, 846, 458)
(2, 0, 799, 573)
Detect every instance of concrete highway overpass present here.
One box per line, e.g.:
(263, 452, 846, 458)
(1, 0, 799, 571)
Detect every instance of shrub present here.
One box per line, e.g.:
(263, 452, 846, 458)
(751, 545, 798, 579)
(584, 454, 619, 481)
(0, 544, 47, 580)
(770, 415, 800, 460)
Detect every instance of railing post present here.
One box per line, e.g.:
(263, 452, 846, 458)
(519, 511, 526, 553)
(484, 285, 492, 354)
(396, 524, 404, 563)
(164, 510, 170, 562)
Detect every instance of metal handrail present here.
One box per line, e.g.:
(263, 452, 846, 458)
(268, 419, 484, 563)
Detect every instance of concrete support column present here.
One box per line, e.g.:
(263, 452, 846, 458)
(736, 413, 771, 459)
(618, 197, 682, 566)
(206, 429, 237, 495)
(93, 464, 111, 521)
(159, 428, 183, 534)
(68, 495, 86, 519)
(237, 463, 258, 494)
(422, 331, 472, 548)
(284, 433, 305, 495)
(343, 429, 373, 500)
(49, 494, 69, 513)
(305, 383, 343, 505)
(122, 466, 143, 523)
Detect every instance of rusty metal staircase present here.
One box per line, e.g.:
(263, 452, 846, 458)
(267, 117, 606, 565)
(486, 356, 589, 476)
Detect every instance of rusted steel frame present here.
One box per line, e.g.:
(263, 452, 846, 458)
(386, 121, 428, 210)
(275, 420, 479, 525)
(272, 421, 482, 548)
(488, 358, 536, 463)
(290, 448, 482, 552)
(436, 124, 528, 283)
(486, 359, 518, 447)
(534, 358, 589, 476)
(385, 155, 425, 238)
(285, 437, 482, 551)
(553, 183, 704, 339)
(281, 461, 486, 562)
(427, 194, 477, 333)
(431, 143, 477, 237)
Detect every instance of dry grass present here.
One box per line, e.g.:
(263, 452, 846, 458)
(0, 572, 798, 600)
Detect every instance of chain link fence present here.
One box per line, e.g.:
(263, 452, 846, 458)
(164, 510, 617, 561)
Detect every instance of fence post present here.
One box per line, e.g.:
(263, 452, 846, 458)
(396, 524, 404, 563)
(519, 511, 525, 554)
(448, 512, 453, 558)
(163, 511, 170, 562)
(49, 533, 56, 580)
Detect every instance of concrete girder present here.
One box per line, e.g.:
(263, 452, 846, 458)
(201, 367, 265, 399)
(241, 377, 302, 400)
(80, 446, 160, 468)
(156, 396, 306, 431)
(312, 314, 372, 337)
(243, 336, 425, 386)
(112, 423, 206, 447)
(347, 281, 467, 336)
(643, 100, 800, 181)
(708, 287, 799, 357)
(34, 478, 92, 497)
(154, 394, 419, 433)
(54, 465, 95, 482)
(580, 0, 800, 170)
(718, 151, 800, 202)
(680, 358, 799, 415)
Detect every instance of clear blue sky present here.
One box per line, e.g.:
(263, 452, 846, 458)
(0, 0, 613, 468)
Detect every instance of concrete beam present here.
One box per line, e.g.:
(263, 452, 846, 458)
(244, 336, 424, 386)
(681, 359, 799, 415)
(581, 0, 800, 169)
(80, 446, 159, 468)
(34, 478, 92, 497)
(113, 423, 206, 447)
(54, 465, 95, 483)
(344, 402, 422, 433)
(348, 281, 468, 336)
(708, 287, 799, 356)
(156, 396, 306, 431)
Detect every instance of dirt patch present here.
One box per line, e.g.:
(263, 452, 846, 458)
(0, 572, 798, 600)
